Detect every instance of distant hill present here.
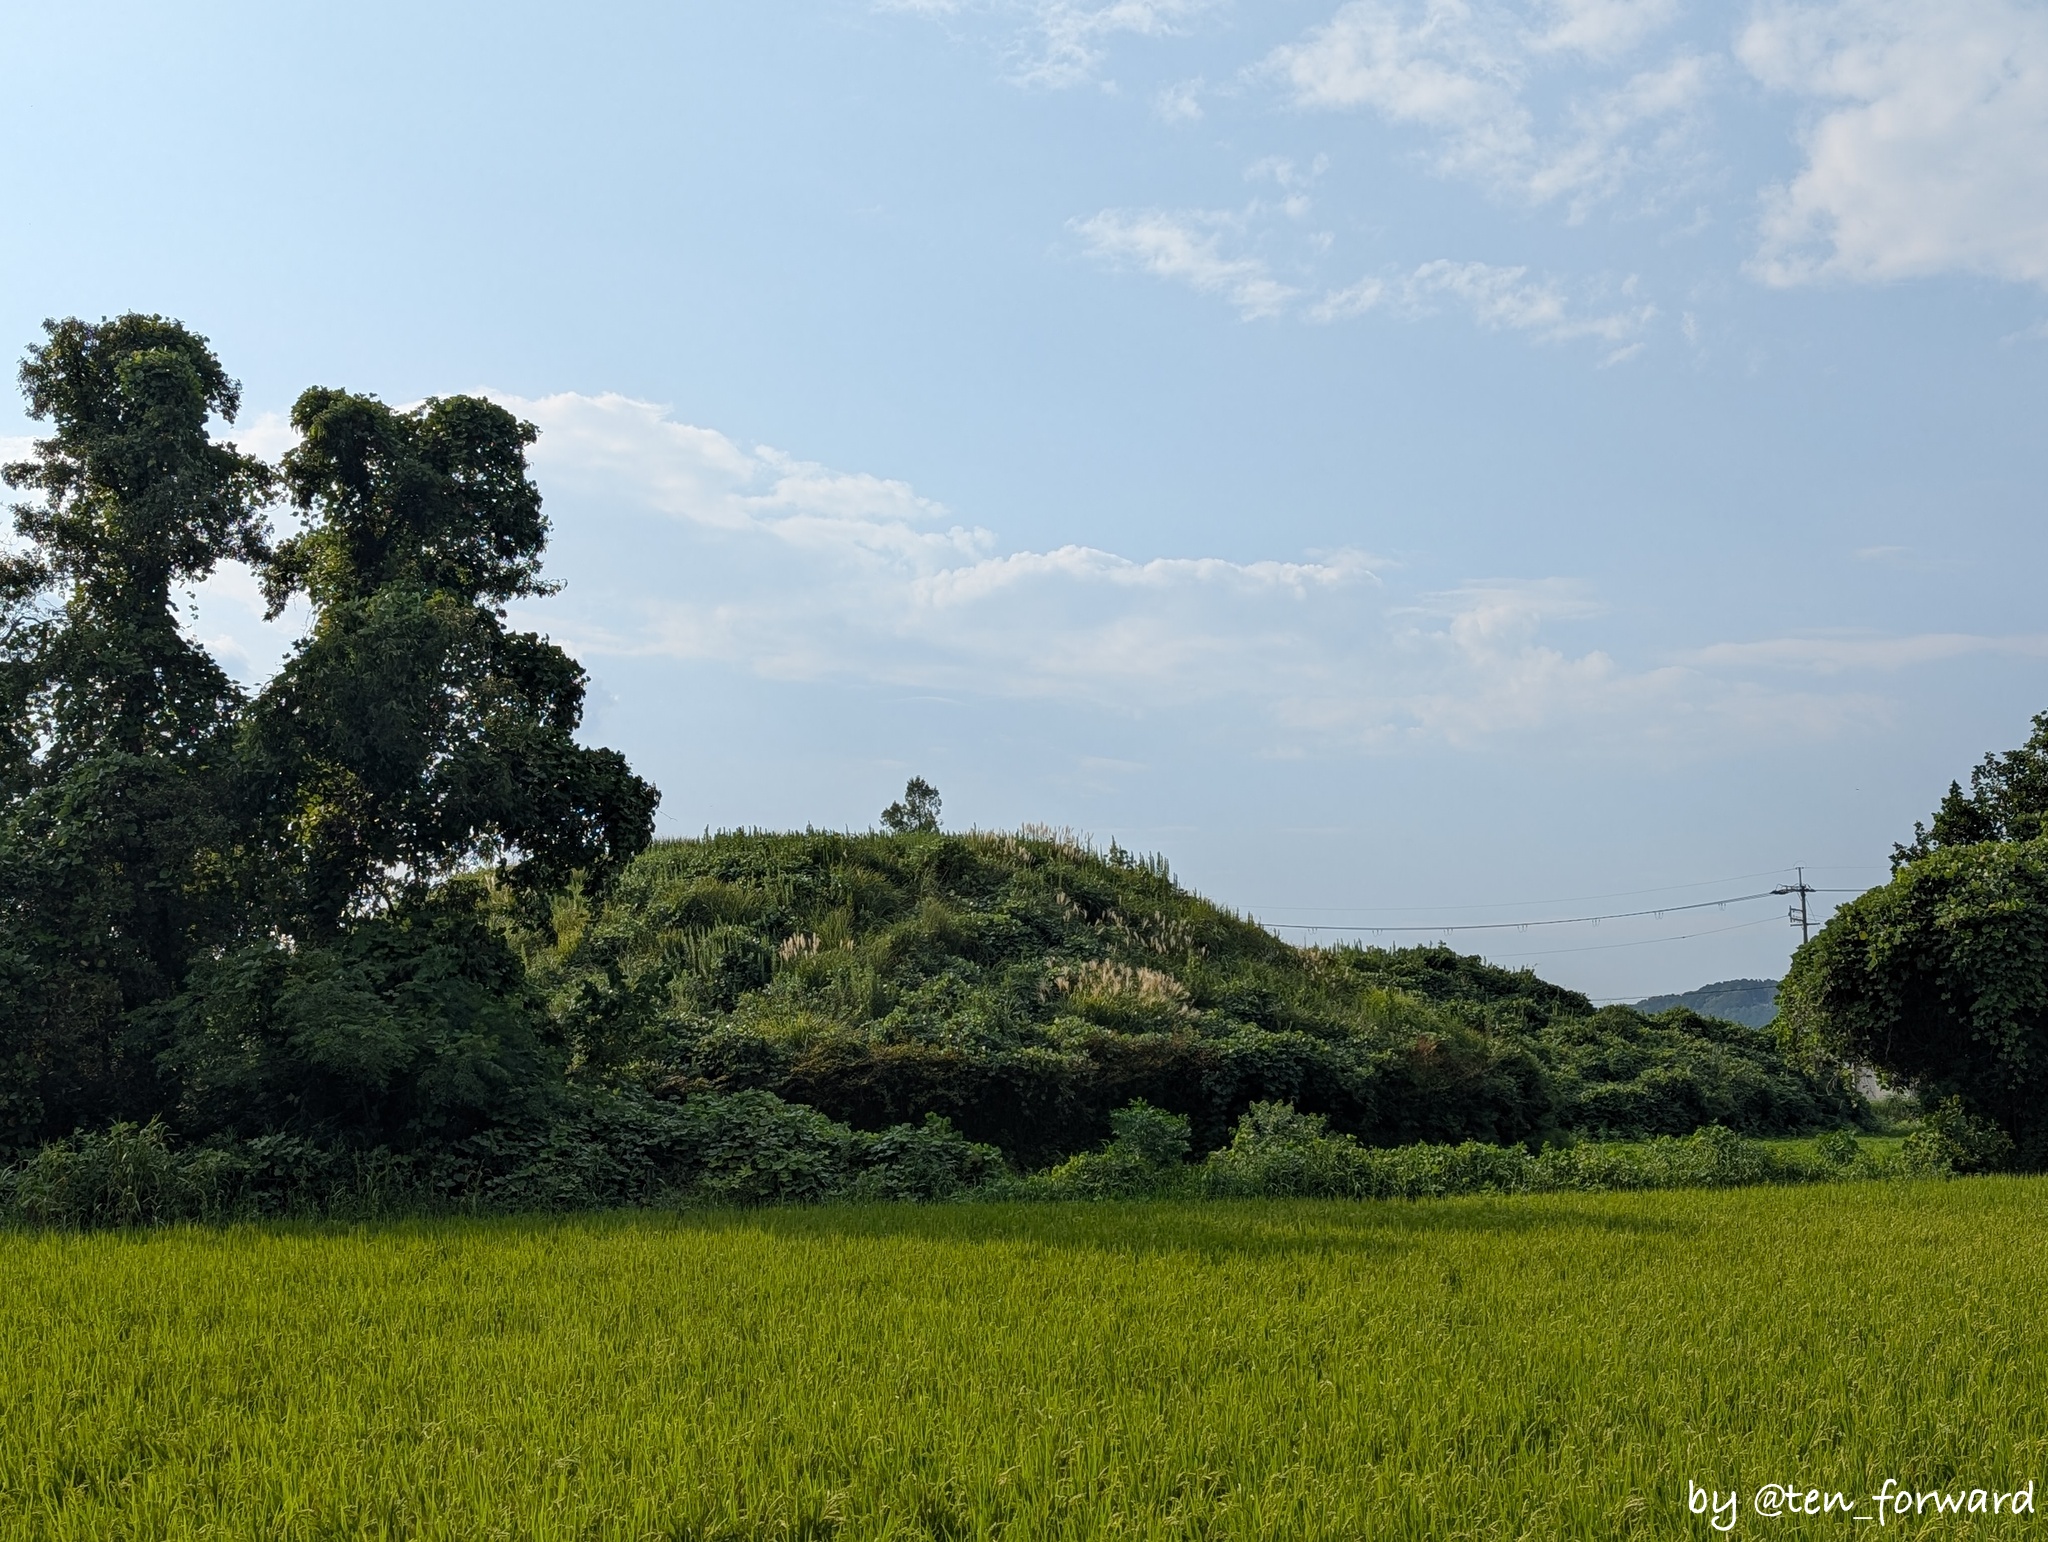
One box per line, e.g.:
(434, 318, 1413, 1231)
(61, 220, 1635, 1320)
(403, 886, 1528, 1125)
(1636, 979, 1779, 1029)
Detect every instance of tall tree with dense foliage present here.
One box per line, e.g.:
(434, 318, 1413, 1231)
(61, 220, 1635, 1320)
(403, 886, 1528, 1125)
(1782, 711, 2048, 1163)
(0, 318, 661, 1151)
(166, 386, 659, 1143)
(1892, 710, 2048, 867)
(243, 387, 657, 935)
(0, 317, 274, 1144)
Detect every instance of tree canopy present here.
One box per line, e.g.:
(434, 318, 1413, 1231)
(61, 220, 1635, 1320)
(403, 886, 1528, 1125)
(1892, 710, 2048, 867)
(0, 317, 656, 1150)
(1784, 710, 2048, 1163)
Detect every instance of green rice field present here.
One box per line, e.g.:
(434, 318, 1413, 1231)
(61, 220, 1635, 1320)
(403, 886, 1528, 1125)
(3, 1180, 2045, 1540)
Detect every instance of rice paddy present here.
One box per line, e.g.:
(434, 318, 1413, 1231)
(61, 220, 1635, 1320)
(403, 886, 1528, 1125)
(3, 1179, 2044, 1539)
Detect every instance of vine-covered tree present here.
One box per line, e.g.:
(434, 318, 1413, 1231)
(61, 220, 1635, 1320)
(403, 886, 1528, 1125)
(1783, 711, 2048, 1164)
(0, 316, 274, 1143)
(242, 387, 657, 936)
(0, 318, 661, 1150)
(166, 386, 659, 1143)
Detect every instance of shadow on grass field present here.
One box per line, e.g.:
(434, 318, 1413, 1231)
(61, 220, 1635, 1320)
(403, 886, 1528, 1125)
(671, 1191, 1704, 1259)
(2, 1181, 2042, 1540)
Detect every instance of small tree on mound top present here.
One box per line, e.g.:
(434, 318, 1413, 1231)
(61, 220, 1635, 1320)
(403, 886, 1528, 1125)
(881, 777, 940, 835)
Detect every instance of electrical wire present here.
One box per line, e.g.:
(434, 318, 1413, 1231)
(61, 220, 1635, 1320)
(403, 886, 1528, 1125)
(1246, 867, 1882, 915)
(1480, 916, 1782, 961)
(1260, 888, 1789, 934)
(1256, 883, 1872, 937)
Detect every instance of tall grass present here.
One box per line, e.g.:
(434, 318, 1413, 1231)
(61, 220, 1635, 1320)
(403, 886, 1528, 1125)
(3, 1181, 2046, 1538)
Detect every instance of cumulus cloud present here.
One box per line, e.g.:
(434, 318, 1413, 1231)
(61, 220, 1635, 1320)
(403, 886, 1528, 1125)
(1741, 0, 2048, 286)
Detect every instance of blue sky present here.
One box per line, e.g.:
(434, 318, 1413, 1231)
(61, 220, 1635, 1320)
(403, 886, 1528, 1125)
(3, 0, 2045, 999)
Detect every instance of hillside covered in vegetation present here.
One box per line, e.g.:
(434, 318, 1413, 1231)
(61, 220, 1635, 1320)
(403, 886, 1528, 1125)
(0, 313, 1867, 1223)
(520, 826, 1858, 1168)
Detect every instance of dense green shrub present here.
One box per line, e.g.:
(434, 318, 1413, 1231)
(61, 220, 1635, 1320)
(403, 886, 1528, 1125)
(2, 1121, 221, 1227)
(1020, 1100, 1195, 1199)
(1541, 1007, 1858, 1138)
(0, 1091, 1004, 1227)
(1898, 1096, 2015, 1177)
(1196, 1102, 1880, 1202)
(161, 889, 558, 1145)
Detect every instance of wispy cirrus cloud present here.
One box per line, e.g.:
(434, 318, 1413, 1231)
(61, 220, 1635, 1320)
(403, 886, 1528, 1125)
(879, 0, 1220, 87)
(365, 391, 2004, 753)
(1075, 206, 1653, 351)
(1687, 632, 2048, 674)
(169, 392, 2034, 753)
(889, 0, 2048, 303)
(1017, 0, 1217, 86)
(1070, 208, 1301, 317)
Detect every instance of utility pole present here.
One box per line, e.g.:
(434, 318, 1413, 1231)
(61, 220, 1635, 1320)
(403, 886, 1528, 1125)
(1774, 867, 1814, 945)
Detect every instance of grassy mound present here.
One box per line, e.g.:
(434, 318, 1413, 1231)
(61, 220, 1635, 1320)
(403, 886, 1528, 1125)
(519, 829, 1856, 1165)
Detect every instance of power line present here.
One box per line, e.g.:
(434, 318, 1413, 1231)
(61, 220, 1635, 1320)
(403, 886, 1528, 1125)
(1485, 916, 1782, 961)
(1248, 866, 1815, 915)
(1262, 888, 1787, 934)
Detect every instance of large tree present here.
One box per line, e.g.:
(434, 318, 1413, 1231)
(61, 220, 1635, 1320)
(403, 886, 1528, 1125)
(1892, 710, 2048, 867)
(0, 320, 664, 1150)
(1782, 712, 2048, 1163)
(243, 386, 657, 934)
(167, 387, 659, 1142)
(0, 316, 274, 1142)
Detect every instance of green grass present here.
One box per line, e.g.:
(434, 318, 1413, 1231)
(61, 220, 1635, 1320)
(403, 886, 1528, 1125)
(3, 1182, 2044, 1540)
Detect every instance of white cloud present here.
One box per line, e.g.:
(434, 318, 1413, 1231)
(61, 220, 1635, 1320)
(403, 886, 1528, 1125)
(1012, 0, 1217, 87)
(1261, 0, 1703, 211)
(59, 390, 2008, 754)
(1687, 631, 2048, 673)
(1531, 0, 1680, 62)
(1304, 257, 1655, 351)
(1154, 76, 1205, 120)
(1266, 1, 1532, 162)
(1742, 0, 2048, 286)
(1401, 258, 1654, 340)
(1071, 209, 1300, 317)
(877, 0, 1216, 87)
(1076, 204, 1652, 347)
(220, 410, 299, 463)
(394, 392, 1979, 752)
